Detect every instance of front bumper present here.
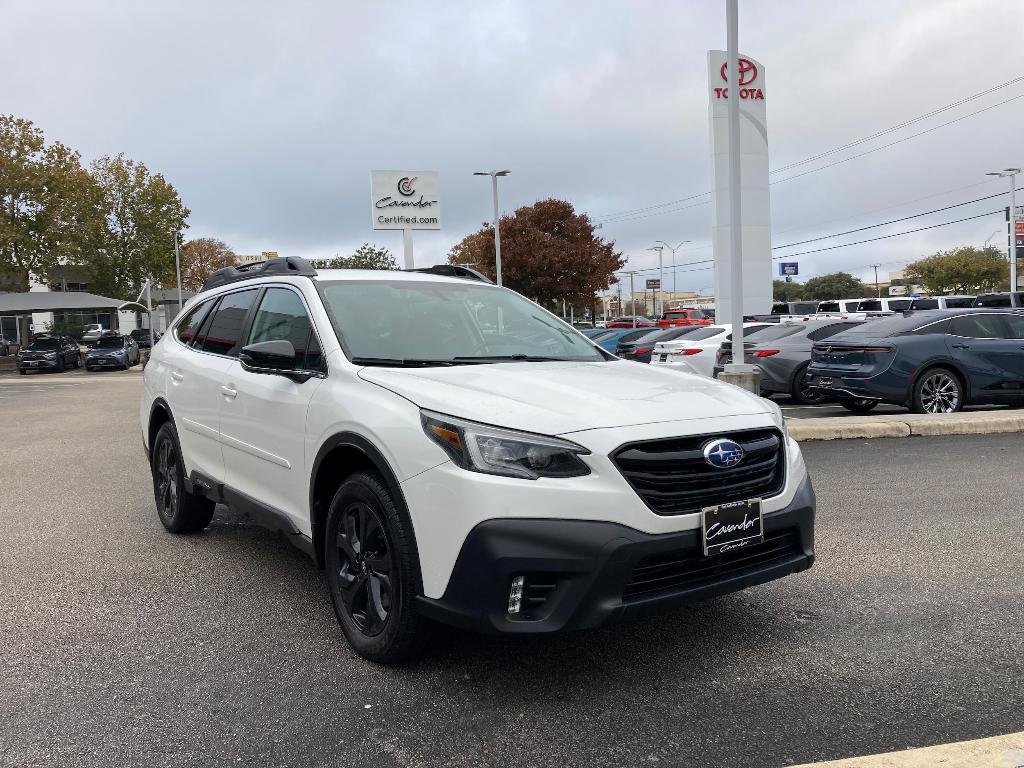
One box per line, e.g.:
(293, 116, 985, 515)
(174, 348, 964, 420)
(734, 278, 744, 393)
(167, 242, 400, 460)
(86, 355, 124, 367)
(416, 475, 815, 634)
(18, 358, 60, 370)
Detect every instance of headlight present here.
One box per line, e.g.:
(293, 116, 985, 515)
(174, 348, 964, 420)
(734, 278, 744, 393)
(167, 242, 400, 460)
(421, 410, 591, 480)
(43, 351, 57, 358)
(766, 399, 789, 440)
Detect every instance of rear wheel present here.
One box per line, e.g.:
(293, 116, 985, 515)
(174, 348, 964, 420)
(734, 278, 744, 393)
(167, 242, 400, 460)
(912, 367, 963, 414)
(840, 398, 878, 414)
(151, 421, 215, 533)
(790, 364, 827, 405)
(325, 471, 428, 664)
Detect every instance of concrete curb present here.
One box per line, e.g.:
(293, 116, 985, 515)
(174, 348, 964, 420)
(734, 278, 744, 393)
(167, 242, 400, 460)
(787, 409, 1024, 441)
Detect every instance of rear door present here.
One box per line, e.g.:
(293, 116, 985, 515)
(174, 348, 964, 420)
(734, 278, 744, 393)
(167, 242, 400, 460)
(946, 314, 1020, 401)
(220, 286, 327, 529)
(166, 289, 259, 483)
(997, 313, 1024, 386)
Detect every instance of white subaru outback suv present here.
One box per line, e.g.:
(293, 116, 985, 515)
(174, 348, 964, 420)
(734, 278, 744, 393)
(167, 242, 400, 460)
(141, 257, 815, 663)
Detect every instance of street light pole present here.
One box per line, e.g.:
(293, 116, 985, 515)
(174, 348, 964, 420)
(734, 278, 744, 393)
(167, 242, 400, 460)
(473, 170, 511, 286)
(173, 233, 184, 320)
(655, 239, 693, 303)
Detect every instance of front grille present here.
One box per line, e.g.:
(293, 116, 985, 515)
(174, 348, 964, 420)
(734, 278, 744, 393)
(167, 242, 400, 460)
(624, 527, 802, 599)
(611, 429, 785, 515)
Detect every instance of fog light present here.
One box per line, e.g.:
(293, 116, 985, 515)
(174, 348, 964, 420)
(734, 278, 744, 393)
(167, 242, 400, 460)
(507, 575, 524, 614)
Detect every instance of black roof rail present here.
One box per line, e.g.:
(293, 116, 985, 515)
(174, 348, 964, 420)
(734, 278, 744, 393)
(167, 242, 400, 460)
(407, 264, 494, 284)
(201, 256, 318, 291)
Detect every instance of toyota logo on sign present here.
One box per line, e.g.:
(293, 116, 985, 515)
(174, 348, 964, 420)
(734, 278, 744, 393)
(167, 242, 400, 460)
(720, 58, 758, 86)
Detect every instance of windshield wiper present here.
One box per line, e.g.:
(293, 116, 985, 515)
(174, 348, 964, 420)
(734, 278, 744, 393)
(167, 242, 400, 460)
(351, 357, 457, 367)
(449, 355, 571, 363)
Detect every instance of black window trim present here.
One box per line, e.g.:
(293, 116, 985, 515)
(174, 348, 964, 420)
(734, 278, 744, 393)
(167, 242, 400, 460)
(174, 283, 328, 375)
(244, 283, 329, 377)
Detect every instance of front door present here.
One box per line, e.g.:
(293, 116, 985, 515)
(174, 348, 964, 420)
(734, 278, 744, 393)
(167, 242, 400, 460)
(219, 286, 326, 533)
(946, 314, 1022, 401)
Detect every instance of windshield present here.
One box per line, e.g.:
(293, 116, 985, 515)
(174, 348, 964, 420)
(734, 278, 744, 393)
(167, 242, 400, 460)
(320, 280, 607, 364)
(26, 339, 60, 350)
(94, 336, 124, 348)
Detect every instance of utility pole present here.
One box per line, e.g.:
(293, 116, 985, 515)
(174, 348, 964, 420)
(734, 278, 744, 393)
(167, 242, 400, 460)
(473, 170, 511, 286)
(655, 240, 693, 300)
(628, 271, 637, 327)
(986, 168, 1020, 293)
(173, 233, 184, 320)
(870, 264, 881, 298)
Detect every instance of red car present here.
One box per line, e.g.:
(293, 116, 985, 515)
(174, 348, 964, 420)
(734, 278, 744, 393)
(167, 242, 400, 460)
(606, 315, 656, 328)
(657, 309, 713, 329)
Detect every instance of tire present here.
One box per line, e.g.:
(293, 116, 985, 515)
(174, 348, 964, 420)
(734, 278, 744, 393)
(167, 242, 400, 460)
(151, 421, 215, 534)
(840, 398, 878, 413)
(790, 364, 827, 405)
(18, 368, 26, 375)
(325, 471, 428, 664)
(911, 367, 963, 414)
(56, 356, 65, 373)
(73, 354, 81, 369)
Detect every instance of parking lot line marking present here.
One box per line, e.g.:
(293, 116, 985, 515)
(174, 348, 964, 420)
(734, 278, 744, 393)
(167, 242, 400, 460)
(791, 730, 1024, 767)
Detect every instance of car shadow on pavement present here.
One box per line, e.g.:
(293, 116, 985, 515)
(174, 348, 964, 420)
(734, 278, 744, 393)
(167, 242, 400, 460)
(199, 504, 809, 688)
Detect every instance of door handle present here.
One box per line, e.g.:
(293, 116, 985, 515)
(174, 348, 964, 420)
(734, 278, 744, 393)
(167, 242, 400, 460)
(220, 385, 238, 399)
(951, 343, 970, 349)
(170, 371, 184, 382)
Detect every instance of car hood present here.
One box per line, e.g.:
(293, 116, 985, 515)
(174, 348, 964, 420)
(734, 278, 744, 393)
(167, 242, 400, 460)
(358, 360, 772, 435)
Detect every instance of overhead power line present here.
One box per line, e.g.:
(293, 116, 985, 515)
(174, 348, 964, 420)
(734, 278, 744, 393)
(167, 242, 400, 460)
(770, 75, 1024, 174)
(593, 75, 1024, 224)
(773, 188, 1020, 249)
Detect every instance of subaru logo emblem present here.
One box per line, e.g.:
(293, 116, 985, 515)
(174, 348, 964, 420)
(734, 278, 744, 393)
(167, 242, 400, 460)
(703, 439, 744, 469)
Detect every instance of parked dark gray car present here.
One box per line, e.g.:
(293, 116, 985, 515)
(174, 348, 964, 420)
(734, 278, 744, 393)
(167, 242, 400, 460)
(85, 334, 140, 371)
(714, 319, 866, 404)
(806, 309, 1024, 413)
(16, 335, 81, 373)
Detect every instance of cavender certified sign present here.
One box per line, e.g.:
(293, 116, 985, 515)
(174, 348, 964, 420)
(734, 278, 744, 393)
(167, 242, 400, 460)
(370, 170, 441, 230)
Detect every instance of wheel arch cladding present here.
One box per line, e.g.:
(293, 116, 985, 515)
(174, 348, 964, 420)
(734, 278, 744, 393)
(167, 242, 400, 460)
(309, 433, 422, 587)
(147, 398, 174, 461)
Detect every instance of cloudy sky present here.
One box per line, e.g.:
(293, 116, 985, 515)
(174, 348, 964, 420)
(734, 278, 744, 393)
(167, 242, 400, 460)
(3, 0, 1022, 293)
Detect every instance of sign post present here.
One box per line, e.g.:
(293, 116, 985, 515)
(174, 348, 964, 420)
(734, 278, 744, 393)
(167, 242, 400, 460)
(370, 171, 442, 269)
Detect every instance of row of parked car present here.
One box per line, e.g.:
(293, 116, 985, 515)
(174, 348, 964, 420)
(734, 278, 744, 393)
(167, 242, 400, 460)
(771, 291, 1024, 315)
(14, 328, 159, 374)
(585, 306, 1024, 413)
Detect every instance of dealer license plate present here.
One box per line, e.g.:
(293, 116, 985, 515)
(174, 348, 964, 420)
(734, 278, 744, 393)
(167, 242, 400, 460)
(701, 498, 764, 556)
(658, 354, 668, 362)
(816, 377, 833, 389)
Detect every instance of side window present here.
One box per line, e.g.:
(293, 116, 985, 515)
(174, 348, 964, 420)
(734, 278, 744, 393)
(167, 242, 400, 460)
(196, 289, 259, 357)
(1000, 314, 1024, 339)
(910, 319, 951, 336)
(950, 315, 1005, 339)
(175, 300, 214, 345)
(246, 287, 325, 372)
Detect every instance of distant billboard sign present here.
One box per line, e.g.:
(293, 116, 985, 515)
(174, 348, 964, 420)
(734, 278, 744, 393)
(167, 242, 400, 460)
(779, 262, 798, 276)
(370, 170, 441, 230)
(646, 279, 661, 290)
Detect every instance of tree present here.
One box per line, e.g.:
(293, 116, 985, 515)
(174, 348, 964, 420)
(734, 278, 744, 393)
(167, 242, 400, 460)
(0, 114, 102, 283)
(448, 199, 624, 307)
(312, 243, 398, 270)
(905, 246, 1008, 294)
(178, 238, 236, 291)
(86, 154, 189, 299)
(802, 272, 865, 300)
(772, 280, 804, 302)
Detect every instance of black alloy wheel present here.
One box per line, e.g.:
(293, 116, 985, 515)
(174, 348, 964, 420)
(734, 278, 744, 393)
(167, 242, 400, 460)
(334, 501, 393, 637)
(150, 422, 215, 534)
(791, 364, 827, 405)
(325, 472, 428, 664)
(840, 398, 878, 413)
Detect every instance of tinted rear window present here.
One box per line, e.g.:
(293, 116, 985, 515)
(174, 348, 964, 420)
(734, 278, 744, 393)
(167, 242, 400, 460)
(195, 289, 259, 356)
(835, 314, 935, 337)
(973, 294, 1011, 307)
(945, 297, 975, 308)
(680, 326, 724, 341)
(817, 302, 840, 313)
(750, 324, 805, 341)
(175, 300, 214, 345)
(857, 300, 882, 312)
(910, 298, 939, 310)
(888, 299, 912, 311)
(792, 302, 819, 314)
(950, 314, 1005, 339)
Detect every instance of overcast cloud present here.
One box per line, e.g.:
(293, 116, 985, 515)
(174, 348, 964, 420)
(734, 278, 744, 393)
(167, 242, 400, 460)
(3, 0, 1022, 291)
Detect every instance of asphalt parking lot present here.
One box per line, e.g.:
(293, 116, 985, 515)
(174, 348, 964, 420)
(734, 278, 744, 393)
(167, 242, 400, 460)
(1, 374, 1021, 768)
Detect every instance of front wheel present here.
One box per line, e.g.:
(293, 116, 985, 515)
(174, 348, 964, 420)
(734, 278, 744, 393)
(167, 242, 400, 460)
(840, 398, 878, 414)
(151, 421, 215, 533)
(912, 367, 963, 414)
(325, 472, 428, 664)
